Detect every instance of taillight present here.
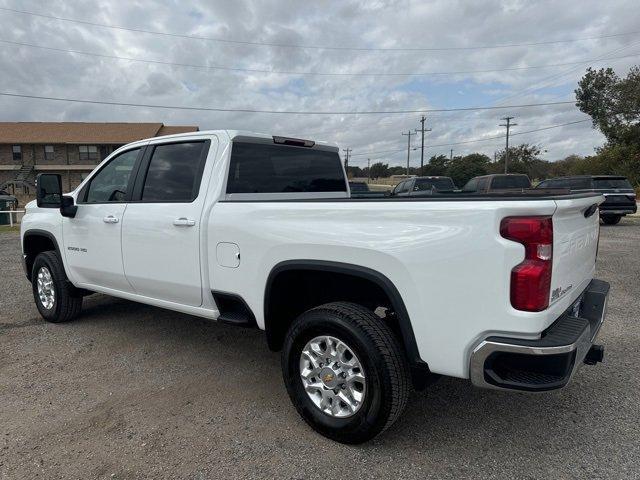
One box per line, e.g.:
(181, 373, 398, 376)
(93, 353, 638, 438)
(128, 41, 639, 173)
(500, 216, 553, 312)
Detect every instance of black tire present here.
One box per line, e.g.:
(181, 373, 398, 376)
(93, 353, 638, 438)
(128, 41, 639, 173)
(32, 251, 82, 323)
(282, 302, 410, 444)
(602, 215, 622, 225)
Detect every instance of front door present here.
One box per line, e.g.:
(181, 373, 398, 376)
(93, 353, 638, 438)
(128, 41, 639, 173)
(121, 140, 211, 306)
(63, 147, 142, 291)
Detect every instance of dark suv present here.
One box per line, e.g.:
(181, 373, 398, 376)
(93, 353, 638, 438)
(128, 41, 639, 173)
(391, 176, 456, 196)
(537, 175, 637, 225)
(462, 174, 531, 193)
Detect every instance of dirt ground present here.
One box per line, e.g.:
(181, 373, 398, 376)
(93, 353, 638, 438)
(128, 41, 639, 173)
(1, 216, 640, 479)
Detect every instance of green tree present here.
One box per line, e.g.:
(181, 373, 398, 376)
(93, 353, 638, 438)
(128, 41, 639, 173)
(388, 165, 406, 176)
(575, 66, 640, 145)
(425, 154, 449, 176)
(369, 162, 389, 179)
(446, 153, 490, 186)
(345, 166, 363, 178)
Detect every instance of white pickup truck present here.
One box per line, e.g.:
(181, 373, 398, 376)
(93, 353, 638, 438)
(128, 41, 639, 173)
(21, 130, 610, 443)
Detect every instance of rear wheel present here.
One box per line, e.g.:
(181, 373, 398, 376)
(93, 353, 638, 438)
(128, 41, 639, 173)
(32, 251, 82, 323)
(602, 215, 622, 225)
(282, 302, 410, 444)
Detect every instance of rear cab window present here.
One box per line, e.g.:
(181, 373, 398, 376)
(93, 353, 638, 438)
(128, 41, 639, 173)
(226, 141, 347, 198)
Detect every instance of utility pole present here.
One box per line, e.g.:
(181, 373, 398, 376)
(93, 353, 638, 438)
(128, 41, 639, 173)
(367, 158, 371, 183)
(414, 115, 431, 176)
(450, 149, 453, 160)
(342, 148, 352, 173)
(499, 117, 517, 174)
(401, 131, 414, 176)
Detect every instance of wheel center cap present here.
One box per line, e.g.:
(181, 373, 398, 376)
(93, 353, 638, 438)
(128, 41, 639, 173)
(320, 367, 339, 388)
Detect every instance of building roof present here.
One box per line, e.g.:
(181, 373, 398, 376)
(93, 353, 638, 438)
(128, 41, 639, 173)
(0, 122, 199, 144)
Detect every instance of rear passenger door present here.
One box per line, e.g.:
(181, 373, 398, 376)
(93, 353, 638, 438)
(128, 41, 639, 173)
(121, 139, 213, 306)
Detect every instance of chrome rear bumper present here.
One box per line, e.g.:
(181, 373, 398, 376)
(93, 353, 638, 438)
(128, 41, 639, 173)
(469, 279, 609, 392)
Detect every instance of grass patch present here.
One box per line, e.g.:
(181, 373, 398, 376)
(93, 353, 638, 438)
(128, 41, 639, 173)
(0, 225, 20, 233)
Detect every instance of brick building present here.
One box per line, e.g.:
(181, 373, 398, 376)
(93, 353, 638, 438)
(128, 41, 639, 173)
(0, 122, 199, 201)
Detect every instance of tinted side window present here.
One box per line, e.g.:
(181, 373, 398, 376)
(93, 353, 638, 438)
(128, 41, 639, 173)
(491, 176, 531, 189)
(477, 177, 489, 191)
(142, 142, 207, 202)
(414, 178, 455, 191)
(85, 148, 139, 203)
(594, 178, 632, 189)
(564, 178, 589, 189)
(227, 142, 345, 194)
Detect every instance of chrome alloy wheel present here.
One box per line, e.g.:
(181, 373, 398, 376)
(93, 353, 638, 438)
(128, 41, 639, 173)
(299, 335, 366, 418)
(37, 266, 55, 310)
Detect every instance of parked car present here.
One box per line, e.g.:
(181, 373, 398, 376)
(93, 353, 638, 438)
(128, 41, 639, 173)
(537, 175, 637, 225)
(21, 131, 609, 443)
(0, 189, 19, 209)
(462, 174, 531, 193)
(391, 176, 456, 196)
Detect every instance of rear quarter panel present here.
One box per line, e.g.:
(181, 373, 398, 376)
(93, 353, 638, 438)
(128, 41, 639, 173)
(208, 198, 578, 378)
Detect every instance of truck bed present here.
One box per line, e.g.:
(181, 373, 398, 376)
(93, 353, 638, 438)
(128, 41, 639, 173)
(224, 191, 601, 202)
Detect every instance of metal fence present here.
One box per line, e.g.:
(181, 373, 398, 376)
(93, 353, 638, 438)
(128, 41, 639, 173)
(0, 210, 25, 227)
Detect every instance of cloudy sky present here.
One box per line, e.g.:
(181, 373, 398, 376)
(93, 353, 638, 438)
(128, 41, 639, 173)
(0, 0, 639, 168)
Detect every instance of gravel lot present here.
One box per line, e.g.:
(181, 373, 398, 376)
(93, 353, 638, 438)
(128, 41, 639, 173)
(1, 217, 639, 479)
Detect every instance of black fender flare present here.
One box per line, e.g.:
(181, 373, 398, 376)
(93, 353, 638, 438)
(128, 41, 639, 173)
(264, 259, 426, 370)
(22, 229, 63, 281)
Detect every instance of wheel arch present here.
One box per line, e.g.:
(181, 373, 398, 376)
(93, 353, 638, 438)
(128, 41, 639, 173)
(22, 229, 63, 281)
(263, 260, 426, 374)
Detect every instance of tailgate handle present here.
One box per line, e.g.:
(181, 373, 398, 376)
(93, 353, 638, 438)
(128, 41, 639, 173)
(584, 204, 598, 218)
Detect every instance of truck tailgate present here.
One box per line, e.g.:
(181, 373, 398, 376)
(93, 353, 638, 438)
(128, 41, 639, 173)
(551, 194, 603, 306)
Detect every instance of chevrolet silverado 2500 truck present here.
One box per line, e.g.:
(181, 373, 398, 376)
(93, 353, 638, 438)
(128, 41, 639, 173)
(21, 130, 610, 443)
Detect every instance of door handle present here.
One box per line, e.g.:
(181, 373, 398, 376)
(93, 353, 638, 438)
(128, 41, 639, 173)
(173, 217, 196, 227)
(103, 215, 119, 224)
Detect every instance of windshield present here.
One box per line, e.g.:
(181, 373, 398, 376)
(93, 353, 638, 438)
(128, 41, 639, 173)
(491, 175, 531, 189)
(414, 178, 455, 191)
(593, 178, 633, 189)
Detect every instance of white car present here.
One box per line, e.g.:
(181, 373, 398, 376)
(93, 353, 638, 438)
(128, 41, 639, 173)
(21, 130, 609, 443)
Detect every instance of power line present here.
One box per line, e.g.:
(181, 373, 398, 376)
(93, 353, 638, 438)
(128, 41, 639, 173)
(1, 38, 638, 77)
(351, 118, 592, 158)
(0, 91, 577, 115)
(1, 6, 639, 53)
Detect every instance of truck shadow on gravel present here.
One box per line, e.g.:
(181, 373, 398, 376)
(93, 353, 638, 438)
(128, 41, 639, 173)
(71, 294, 612, 454)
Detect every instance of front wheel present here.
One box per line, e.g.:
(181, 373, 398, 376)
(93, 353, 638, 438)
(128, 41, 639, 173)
(281, 302, 410, 444)
(32, 251, 83, 323)
(602, 215, 622, 225)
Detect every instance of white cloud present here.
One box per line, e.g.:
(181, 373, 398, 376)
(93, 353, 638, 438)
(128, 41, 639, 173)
(0, 0, 637, 166)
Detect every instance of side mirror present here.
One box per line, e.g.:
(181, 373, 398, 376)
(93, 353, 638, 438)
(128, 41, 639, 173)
(60, 195, 77, 218)
(36, 173, 62, 208)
